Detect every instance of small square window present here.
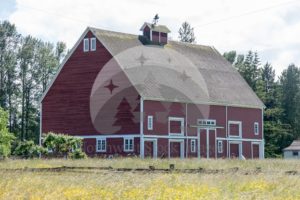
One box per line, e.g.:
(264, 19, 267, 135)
(147, 116, 153, 130)
(217, 140, 223, 153)
(293, 151, 299, 156)
(90, 38, 96, 51)
(254, 122, 259, 135)
(83, 38, 89, 52)
(96, 138, 106, 152)
(124, 138, 134, 152)
(169, 117, 184, 135)
(191, 140, 196, 153)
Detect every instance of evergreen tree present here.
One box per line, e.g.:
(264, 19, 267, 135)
(178, 22, 196, 43)
(113, 98, 135, 133)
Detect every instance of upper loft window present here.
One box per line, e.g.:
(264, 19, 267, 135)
(228, 121, 242, 137)
(147, 115, 153, 130)
(83, 38, 89, 52)
(169, 117, 184, 135)
(254, 122, 259, 135)
(198, 119, 216, 126)
(91, 37, 96, 51)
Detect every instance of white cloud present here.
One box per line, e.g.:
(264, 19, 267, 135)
(6, 0, 300, 75)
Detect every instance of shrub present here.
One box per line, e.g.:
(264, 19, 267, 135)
(43, 132, 85, 159)
(68, 149, 87, 159)
(0, 107, 15, 159)
(13, 140, 47, 158)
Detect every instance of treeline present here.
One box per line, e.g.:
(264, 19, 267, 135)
(224, 51, 300, 157)
(0, 20, 66, 143)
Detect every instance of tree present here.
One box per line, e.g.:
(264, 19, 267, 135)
(178, 22, 196, 43)
(113, 98, 135, 133)
(0, 107, 15, 158)
(223, 51, 236, 64)
(279, 64, 300, 139)
(0, 21, 20, 133)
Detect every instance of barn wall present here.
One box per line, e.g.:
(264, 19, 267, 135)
(42, 31, 140, 136)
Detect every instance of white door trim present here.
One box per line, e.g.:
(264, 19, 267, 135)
(168, 139, 184, 159)
(251, 141, 262, 159)
(144, 138, 158, 158)
(228, 140, 242, 159)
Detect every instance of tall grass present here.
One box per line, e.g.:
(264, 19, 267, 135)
(0, 158, 299, 199)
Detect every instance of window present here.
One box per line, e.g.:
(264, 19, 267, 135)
(90, 37, 96, 51)
(96, 138, 106, 152)
(293, 151, 299, 156)
(83, 38, 89, 52)
(228, 121, 242, 137)
(147, 116, 153, 130)
(217, 140, 223, 153)
(169, 117, 184, 135)
(191, 139, 196, 153)
(254, 122, 259, 135)
(124, 138, 134, 152)
(198, 119, 216, 126)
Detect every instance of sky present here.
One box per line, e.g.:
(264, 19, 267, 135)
(1, 0, 300, 75)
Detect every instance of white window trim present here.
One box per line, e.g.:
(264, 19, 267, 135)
(90, 37, 96, 51)
(190, 139, 196, 153)
(228, 121, 242, 138)
(96, 138, 106, 152)
(197, 119, 216, 126)
(83, 38, 89, 52)
(147, 115, 153, 130)
(168, 117, 184, 136)
(254, 122, 259, 135)
(217, 140, 223, 153)
(124, 137, 134, 152)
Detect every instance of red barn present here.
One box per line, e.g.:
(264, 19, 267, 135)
(40, 22, 265, 159)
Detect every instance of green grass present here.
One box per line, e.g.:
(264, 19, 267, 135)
(0, 158, 300, 199)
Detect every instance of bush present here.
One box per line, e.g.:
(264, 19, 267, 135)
(43, 132, 85, 159)
(68, 149, 87, 159)
(0, 107, 15, 159)
(13, 140, 47, 158)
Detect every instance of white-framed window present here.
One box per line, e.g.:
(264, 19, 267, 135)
(90, 37, 96, 51)
(191, 139, 196, 153)
(198, 119, 216, 126)
(217, 140, 223, 153)
(254, 122, 259, 135)
(124, 138, 134, 152)
(147, 115, 153, 130)
(228, 121, 242, 137)
(83, 38, 89, 52)
(168, 117, 184, 135)
(96, 138, 106, 152)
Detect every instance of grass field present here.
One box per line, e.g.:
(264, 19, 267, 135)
(0, 158, 300, 200)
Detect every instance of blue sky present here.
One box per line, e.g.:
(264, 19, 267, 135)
(1, 0, 300, 75)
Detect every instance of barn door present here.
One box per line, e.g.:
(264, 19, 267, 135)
(169, 140, 184, 158)
(229, 142, 241, 159)
(252, 143, 260, 159)
(144, 141, 154, 158)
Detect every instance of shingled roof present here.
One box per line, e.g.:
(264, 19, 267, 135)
(283, 140, 300, 151)
(90, 27, 264, 108)
(140, 22, 171, 33)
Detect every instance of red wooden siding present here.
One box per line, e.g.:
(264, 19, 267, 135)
(252, 144, 260, 158)
(160, 32, 168, 44)
(42, 31, 139, 136)
(227, 107, 262, 139)
(169, 142, 181, 158)
(230, 143, 239, 158)
(229, 123, 240, 136)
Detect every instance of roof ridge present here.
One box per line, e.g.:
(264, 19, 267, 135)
(89, 26, 214, 49)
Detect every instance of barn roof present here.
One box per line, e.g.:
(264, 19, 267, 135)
(283, 140, 300, 151)
(140, 22, 171, 33)
(90, 27, 264, 108)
